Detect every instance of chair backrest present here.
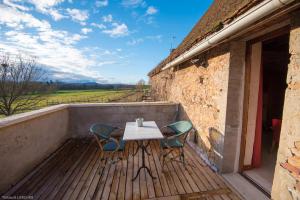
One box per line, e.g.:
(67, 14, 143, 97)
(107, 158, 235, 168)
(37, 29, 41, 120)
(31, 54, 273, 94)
(167, 121, 193, 135)
(89, 123, 117, 140)
(167, 121, 193, 145)
(208, 127, 223, 153)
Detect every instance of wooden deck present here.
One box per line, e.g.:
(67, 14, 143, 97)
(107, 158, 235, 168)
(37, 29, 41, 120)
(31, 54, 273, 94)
(4, 139, 241, 200)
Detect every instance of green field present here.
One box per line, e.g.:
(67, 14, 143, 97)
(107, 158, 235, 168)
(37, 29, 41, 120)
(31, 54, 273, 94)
(37, 89, 134, 108)
(0, 89, 147, 118)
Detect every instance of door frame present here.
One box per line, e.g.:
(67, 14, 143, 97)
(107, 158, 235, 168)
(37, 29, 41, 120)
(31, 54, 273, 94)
(238, 26, 290, 172)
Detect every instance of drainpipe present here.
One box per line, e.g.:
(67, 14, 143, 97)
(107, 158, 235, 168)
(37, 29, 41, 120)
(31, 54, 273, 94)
(161, 0, 295, 71)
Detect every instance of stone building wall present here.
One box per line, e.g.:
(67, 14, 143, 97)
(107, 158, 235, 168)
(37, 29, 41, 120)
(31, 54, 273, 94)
(150, 44, 231, 166)
(272, 12, 300, 200)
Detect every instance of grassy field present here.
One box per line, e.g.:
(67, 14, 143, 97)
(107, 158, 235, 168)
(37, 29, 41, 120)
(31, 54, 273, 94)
(0, 88, 151, 118)
(36, 89, 139, 108)
(40, 89, 134, 106)
(0, 89, 140, 118)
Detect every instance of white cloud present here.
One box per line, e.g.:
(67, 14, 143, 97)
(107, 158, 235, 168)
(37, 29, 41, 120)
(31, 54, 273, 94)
(0, 4, 112, 83)
(0, 5, 51, 31)
(146, 35, 162, 41)
(29, 0, 65, 10)
(66, 8, 89, 24)
(28, 0, 66, 21)
(146, 6, 157, 15)
(102, 14, 113, 23)
(127, 38, 143, 46)
(121, 0, 146, 8)
(81, 28, 92, 34)
(47, 8, 66, 21)
(0, 2, 131, 83)
(102, 23, 129, 38)
(3, 0, 30, 11)
(91, 23, 106, 29)
(126, 35, 162, 46)
(95, 0, 108, 7)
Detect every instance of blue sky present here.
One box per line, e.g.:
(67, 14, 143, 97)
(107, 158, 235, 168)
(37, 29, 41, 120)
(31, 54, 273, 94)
(0, 0, 213, 84)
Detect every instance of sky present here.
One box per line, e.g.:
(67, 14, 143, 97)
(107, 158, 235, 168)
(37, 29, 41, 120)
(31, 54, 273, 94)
(0, 0, 213, 84)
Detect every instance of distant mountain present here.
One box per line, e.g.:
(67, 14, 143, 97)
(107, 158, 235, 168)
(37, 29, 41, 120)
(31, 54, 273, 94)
(53, 81, 136, 90)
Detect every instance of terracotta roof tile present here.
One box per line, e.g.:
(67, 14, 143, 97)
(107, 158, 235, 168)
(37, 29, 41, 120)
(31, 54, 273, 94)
(148, 0, 263, 76)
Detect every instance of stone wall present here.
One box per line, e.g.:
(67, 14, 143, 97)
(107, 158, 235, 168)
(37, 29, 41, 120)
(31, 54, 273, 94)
(272, 12, 300, 200)
(150, 44, 231, 169)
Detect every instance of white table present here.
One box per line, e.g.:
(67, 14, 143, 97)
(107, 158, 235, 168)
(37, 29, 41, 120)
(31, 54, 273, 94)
(123, 121, 164, 181)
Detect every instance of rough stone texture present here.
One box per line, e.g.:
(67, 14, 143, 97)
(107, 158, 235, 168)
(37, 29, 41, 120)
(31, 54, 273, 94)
(272, 11, 300, 200)
(0, 108, 70, 193)
(68, 103, 178, 138)
(150, 44, 231, 169)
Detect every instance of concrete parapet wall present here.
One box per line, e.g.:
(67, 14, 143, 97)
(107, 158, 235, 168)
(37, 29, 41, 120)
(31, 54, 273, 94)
(0, 105, 70, 194)
(0, 102, 178, 193)
(68, 102, 178, 138)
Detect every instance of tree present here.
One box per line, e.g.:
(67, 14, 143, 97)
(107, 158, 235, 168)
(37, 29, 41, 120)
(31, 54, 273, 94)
(0, 54, 53, 116)
(136, 79, 145, 92)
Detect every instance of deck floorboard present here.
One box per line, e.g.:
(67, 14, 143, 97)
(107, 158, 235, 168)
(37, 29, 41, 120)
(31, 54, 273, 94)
(4, 139, 241, 200)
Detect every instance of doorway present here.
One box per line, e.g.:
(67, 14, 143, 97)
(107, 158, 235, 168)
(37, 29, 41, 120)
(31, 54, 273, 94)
(241, 33, 289, 194)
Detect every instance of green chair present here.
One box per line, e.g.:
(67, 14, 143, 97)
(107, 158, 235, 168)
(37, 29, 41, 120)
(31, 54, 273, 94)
(160, 121, 194, 168)
(89, 123, 126, 172)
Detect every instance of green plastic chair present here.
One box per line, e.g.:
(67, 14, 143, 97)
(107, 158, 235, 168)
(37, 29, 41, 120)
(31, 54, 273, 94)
(160, 121, 194, 168)
(89, 123, 126, 171)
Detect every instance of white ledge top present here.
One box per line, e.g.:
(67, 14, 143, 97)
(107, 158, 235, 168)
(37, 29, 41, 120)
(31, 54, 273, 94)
(0, 104, 69, 129)
(68, 101, 178, 107)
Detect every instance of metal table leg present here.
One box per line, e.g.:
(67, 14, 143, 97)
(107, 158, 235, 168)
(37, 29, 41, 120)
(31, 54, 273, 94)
(132, 140, 156, 181)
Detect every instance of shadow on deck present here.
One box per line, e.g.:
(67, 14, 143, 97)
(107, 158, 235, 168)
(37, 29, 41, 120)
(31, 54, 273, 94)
(4, 139, 241, 200)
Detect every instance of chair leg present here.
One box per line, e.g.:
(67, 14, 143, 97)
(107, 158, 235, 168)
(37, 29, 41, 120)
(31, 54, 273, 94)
(121, 151, 126, 176)
(181, 148, 186, 169)
(99, 151, 105, 174)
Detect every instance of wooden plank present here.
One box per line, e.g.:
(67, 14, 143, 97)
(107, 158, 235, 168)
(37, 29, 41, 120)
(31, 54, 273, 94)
(184, 147, 216, 191)
(145, 141, 159, 199)
(54, 144, 97, 200)
(168, 150, 193, 194)
(4, 139, 73, 196)
(37, 141, 89, 199)
(101, 153, 118, 200)
(132, 142, 141, 200)
(187, 145, 227, 189)
(68, 147, 100, 199)
(61, 145, 97, 199)
(162, 151, 185, 194)
(145, 141, 158, 198)
(6, 139, 241, 200)
(124, 142, 134, 200)
(14, 140, 76, 195)
(68, 143, 102, 200)
(83, 148, 110, 200)
(92, 152, 115, 199)
(139, 141, 148, 200)
(108, 151, 123, 200)
(24, 140, 77, 196)
(49, 141, 94, 200)
(170, 150, 200, 193)
(179, 153, 207, 192)
(184, 147, 223, 200)
(185, 147, 233, 200)
(150, 141, 176, 196)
